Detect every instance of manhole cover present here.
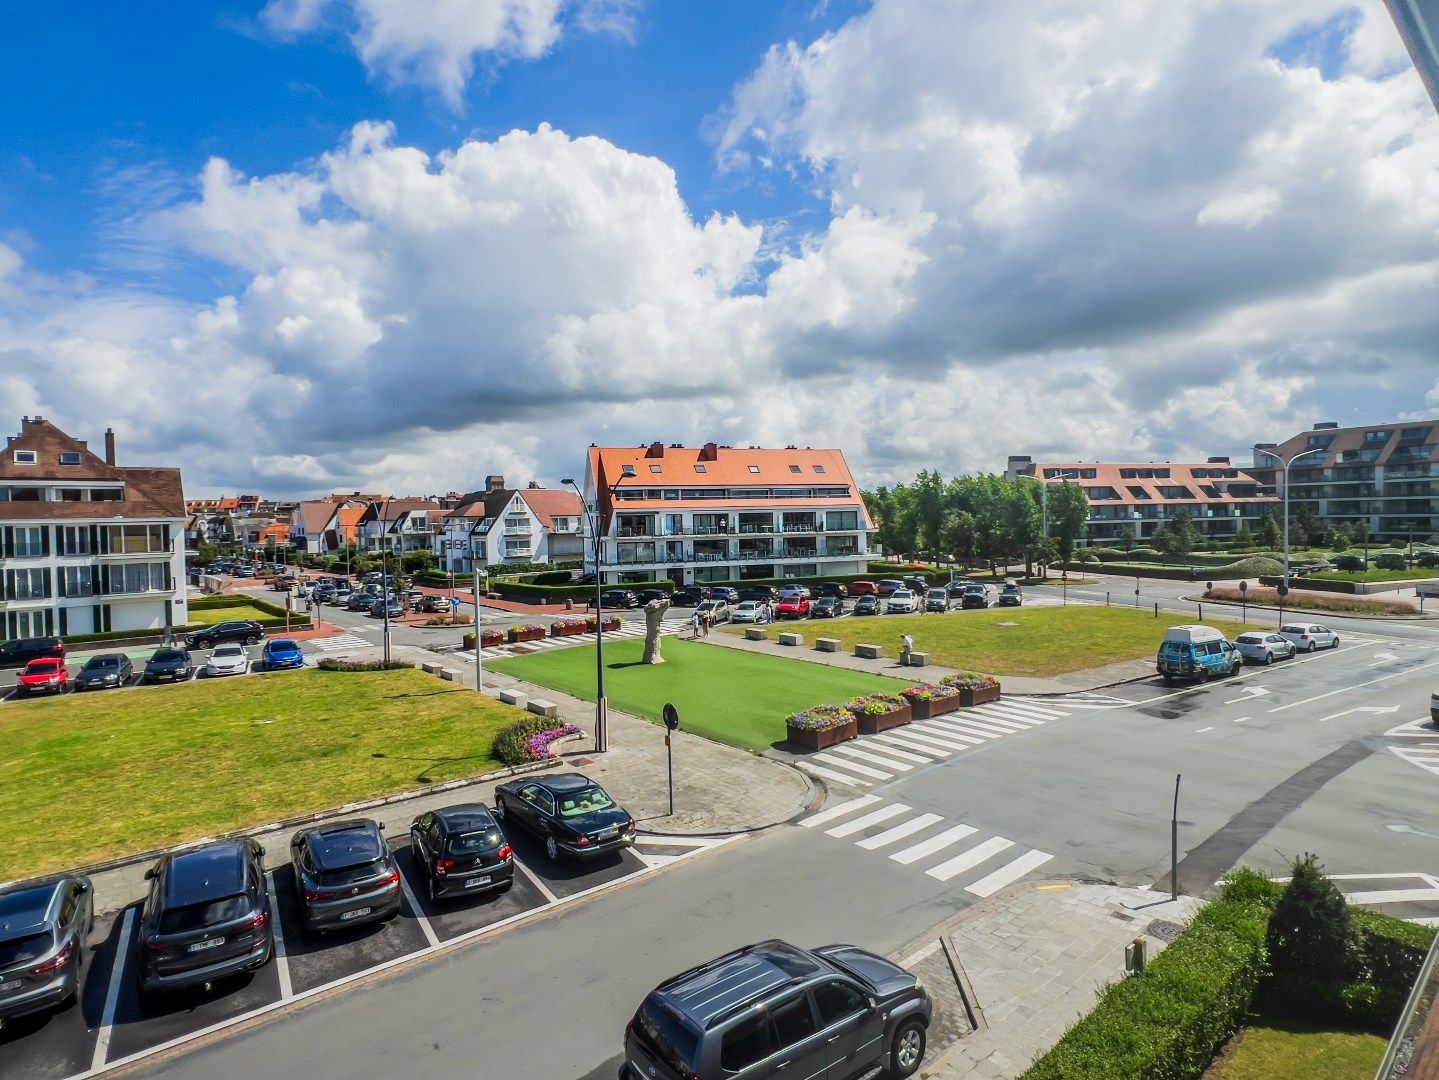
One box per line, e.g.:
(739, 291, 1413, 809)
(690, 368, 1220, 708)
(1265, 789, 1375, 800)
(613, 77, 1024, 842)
(1145, 920, 1185, 944)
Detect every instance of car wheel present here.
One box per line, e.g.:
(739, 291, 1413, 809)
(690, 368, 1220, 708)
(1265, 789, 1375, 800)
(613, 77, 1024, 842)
(546, 835, 560, 862)
(246, 636, 260, 645)
(1307, 641, 1317, 652)
(1264, 653, 1273, 665)
(494, 799, 505, 819)
(1330, 638, 1340, 649)
(888, 1020, 926, 1078)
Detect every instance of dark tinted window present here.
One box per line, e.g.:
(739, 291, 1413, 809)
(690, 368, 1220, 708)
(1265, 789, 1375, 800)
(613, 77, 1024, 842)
(158, 895, 250, 934)
(83, 657, 121, 669)
(633, 1000, 699, 1074)
(721, 1013, 776, 1072)
(316, 858, 390, 888)
(0, 931, 53, 967)
(771, 996, 817, 1047)
(813, 980, 867, 1025)
(150, 650, 186, 663)
(446, 830, 502, 856)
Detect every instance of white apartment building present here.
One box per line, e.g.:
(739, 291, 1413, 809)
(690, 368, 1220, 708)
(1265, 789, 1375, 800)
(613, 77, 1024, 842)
(580, 442, 872, 586)
(438, 478, 583, 574)
(0, 416, 187, 639)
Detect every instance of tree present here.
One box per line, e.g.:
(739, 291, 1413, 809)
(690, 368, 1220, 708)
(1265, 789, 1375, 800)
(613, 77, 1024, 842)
(1267, 853, 1359, 982)
(1167, 509, 1200, 557)
(1047, 481, 1090, 567)
(1025, 537, 1059, 577)
(1006, 479, 1043, 575)
(910, 469, 948, 555)
(1150, 521, 1177, 556)
(939, 509, 977, 566)
(401, 550, 434, 574)
(1259, 509, 1282, 551)
(1327, 523, 1354, 552)
(1233, 523, 1254, 550)
(1353, 518, 1372, 563)
(196, 542, 218, 566)
(1289, 505, 1320, 550)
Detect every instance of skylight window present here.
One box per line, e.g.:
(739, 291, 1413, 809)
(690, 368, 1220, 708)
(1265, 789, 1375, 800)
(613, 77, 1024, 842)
(748, 466, 761, 474)
(59, 452, 82, 465)
(649, 465, 663, 473)
(694, 464, 707, 474)
(789, 465, 801, 473)
(813, 465, 826, 474)
(621, 465, 637, 477)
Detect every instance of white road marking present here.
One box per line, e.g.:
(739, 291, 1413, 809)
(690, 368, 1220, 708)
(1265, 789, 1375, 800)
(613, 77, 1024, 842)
(932, 716, 1015, 736)
(395, 865, 441, 948)
(826, 804, 913, 838)
(1385, 717, 1439, 738)
(264, 873, 293, 1000)
(868, 732, 945, 758)
(891, 823, 979, 865)
(1223, 686, 1271, 704)
(1317, 704, 1401, 723)
(811, 753, 893, 780)
(1346, 889, 1439, 905)
(91, 907, 135, 1072)
(1268, 657, 1439, 713)
(1195, 726, 1215, 733)
(965, 850, 1055, 897)
(794, 761, 872, 787)
(827, 745, 916, 771)
(799, 794, 882, 828)
(1232, 716, 1249, 724)
(902, 726, 985, 749)
(857, 813, 944, 851)
(952, 714, 1029, 732)
(976, 704, 1049, 725)
(899, 940, 941, 967)
(510, 856, 562, 905)
(918, 721, 996, 744)
(926, 837, 1015, 882)
(851, 739, 931, 764)
(634, 834, 734, 848)
(990, 700, 1065, 720)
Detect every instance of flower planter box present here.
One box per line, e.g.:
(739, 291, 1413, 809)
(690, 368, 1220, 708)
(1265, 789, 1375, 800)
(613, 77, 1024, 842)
(586, 618, 622, 633)
(480, 631, 505, 649)
(787, 718, 859, 752)
(508, 627, 546, 644)
(911, 695, 962, 720)
(462, 632, 477, 651)
(958, 685, 1001, 707)
(855, 705, 912, 734)
(550, 623, 586, 638)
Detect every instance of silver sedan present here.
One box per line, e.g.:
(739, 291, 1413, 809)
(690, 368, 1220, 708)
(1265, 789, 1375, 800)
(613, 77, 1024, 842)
(1233, 632, 1296, 665)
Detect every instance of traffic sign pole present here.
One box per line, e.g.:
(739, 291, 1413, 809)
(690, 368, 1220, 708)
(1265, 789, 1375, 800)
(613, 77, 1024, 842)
(662, 703, 680, 816)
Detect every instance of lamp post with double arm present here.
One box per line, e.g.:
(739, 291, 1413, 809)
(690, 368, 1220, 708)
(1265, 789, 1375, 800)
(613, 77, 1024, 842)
(1253, 446, 1327, 588)
(563, 475, 624, 753)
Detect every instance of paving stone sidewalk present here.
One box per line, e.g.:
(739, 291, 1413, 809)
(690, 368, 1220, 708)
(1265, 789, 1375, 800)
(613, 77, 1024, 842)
(932, 882, 1202, 1078)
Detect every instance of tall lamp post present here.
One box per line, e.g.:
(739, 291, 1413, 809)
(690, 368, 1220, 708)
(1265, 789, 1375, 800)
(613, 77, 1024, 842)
(1253, 446, 1326, 587)
(380, 498, 393, 665)
(562, 475, 623, 753)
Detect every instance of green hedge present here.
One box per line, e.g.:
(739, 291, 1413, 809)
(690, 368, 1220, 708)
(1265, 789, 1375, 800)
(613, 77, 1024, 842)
(189, 595, 293, 619)
(1021, 898, 1270, 1080)
(316, 658, 415, 672)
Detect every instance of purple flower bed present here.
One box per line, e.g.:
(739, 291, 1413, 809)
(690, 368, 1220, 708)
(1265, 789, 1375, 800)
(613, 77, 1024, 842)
(527, 725, 581, 760)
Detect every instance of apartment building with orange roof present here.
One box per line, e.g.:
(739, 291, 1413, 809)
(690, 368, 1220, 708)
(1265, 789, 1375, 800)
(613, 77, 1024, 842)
(580, 442, 872, 586)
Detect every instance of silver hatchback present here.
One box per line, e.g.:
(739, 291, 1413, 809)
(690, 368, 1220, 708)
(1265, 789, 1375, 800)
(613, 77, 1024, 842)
(1234, 632, 1296, 665)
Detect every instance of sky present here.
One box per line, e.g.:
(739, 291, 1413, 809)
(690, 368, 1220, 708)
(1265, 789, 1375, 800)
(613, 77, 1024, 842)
(1, 0, 1437, 499)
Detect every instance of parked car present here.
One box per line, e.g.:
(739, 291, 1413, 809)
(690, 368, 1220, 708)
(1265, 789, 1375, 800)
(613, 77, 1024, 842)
(847, 580, 878, 597)
(876, 579, 905, 597)
(408, 804, 514, 902)
(671, 588, 707, 607)
(1234, 632, 1297, 665)
(0, 875, 94, 1022)
(637, 589, 671, 606)
(346, 592, 376, 611)
(903, 576, 931, 592)
(621, 939, 933, 1080)
(776, 596, 812, 619)
(811, 596, 843, 618)
(138, 840, 272, 997)
(234, 565, 256, 579)
(0, 636, 64, 670)
(73, 653, 133, 691)
(332, 588, 354, 607)
(997, 583, 1023, 607)
(947, 578, 977, 597)
(1156, 624, 1242, 683)
(731, 601, 765, 624)
(367, 597, 405, 619)
(16, 657, 69, 696)
(289, 819, 402, 935)
(959, 584, 991, 609)
(205, 643, 251, 678)
(777, 584, 811, 601)
(261, 639, 304, 671)
(415, 594, 452, 614)
(493, 773, 636, 861)
(599, 589, 640, 609)
(142, 648, 193, 684)
(738, 585, 777, 603)
(817, 582, 849, 600)
(853, 594, 880, 616)
(311, 584, 337, 604)
(924, 588, 949, 612)
(185, 621, 264, 650)
(886, 589, 918, 614)
(1278, 623, 1340, 652)
(696, 599, 731, 624)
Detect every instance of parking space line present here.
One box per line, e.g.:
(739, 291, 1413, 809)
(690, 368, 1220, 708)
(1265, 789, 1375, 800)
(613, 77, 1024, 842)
(395, 867, 441, 948)
(264, 873, 293, 1000)
(91, 908, 135, 1072)
(511, 857, 562, 905)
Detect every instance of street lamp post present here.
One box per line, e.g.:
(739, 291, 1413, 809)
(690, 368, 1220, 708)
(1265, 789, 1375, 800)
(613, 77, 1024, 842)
(381, 498, 392, 665)
(563, 476, 621, 753)
(1253, 447, 1327, 588)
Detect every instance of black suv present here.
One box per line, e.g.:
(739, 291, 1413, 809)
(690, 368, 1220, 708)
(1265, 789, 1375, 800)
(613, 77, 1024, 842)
(409, 803, 515, 901)
(185, 621, 265, 650)
(817, 582, 849, 600)
(637, 589, 671, 606)
(738, 585, 778, 603)
(289, 819, 402, 935)
(0, 636, 64, 670)
(599, 590, 639, 609)
(138, 840, 272, 997)
(671, 589, 707, 607)
(0, 875, 93, 1022)
(623, 939, 932, 1080)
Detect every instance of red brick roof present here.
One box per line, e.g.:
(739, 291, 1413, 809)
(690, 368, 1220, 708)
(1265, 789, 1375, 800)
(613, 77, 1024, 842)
(0, 418, 184, 521)
(517, 488, 583, 530)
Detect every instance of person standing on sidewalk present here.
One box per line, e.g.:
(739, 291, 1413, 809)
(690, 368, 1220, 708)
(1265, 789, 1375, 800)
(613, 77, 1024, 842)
(690, 610, 702, 639)
(900, 633, 914, 666)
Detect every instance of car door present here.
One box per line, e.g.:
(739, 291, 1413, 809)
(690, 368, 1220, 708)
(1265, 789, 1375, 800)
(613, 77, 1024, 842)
(1314, 624, 1334, 646)
(811, 979, 886, 1079)
(411, 814, 434, 868)
(764, 991, 830, 1077)
(515, 785, 547, 833)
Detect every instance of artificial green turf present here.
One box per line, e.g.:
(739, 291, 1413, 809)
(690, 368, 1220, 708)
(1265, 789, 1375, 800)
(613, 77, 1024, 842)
(1308, 567, 1439, 583)
(723, 606, 1255, 677)
(490, 637, 915, 753)
(0, 668, 517, 879)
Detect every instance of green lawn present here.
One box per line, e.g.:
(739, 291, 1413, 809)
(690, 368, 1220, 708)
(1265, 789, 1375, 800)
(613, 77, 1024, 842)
(0, 668, 517, 880)
(724, 606, 1254, 678)
(187, 603, 284, 626)
(490, 637, 914, 753)
(1205, 1013, 1386, 1079)
(1308, 567, 1439, 583)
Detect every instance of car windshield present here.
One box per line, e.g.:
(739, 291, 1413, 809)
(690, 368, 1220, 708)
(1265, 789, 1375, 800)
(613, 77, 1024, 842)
(83, 657, 120, 670)
(1236, 634, 1263, 643)
(25, 660, 61, 673)
(557, 786, 616, 818)
(1280, 625, 1305, 634)
(150, 650, 185, 663)
(268, 640, 298, 651)
(0, 931, 53, 968)
(214, 645, 244, 657)
(315, 857, 390, 888)
(157, 894, 249, 934)
(446, 830, 503, 856)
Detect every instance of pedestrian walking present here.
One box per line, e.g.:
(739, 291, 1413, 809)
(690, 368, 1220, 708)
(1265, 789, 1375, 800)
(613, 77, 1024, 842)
(691, 610, 702, 639)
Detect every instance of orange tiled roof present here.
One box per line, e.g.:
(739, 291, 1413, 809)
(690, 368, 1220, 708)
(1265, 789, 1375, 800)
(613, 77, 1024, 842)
(1026, 461, 1275, 504)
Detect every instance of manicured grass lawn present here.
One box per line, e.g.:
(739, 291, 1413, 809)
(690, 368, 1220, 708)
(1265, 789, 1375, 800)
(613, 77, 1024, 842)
(1309, 567, 1439, 583)
(0, 668, 516, 880)
(490, 637, 914, 753)
(724, 606, 1253, 678)
(187, 603, 282, 626)
(1204, 1013, 1386, 1079)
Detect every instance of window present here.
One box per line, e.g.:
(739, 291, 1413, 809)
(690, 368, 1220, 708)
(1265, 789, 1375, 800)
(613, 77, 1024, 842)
(720, 1014, 775, 1072)
(59, 526, 92, 555)
(748, 466, 761, 474)
(813, 980, 868, 1026)
(771, 995, 818, 1047)
(694, 464, 707, 474)
(12, 450, 37, 464)
(649, 465, 663, 474)
(789, 465, 801, 473)
(813, 465, 826, 474)
(1126, 486, 1151, 500)
(4, 567, 50, 600)
(1081, 468, 1097, 479)
(59, 566, 94, 598)
(621, 464, 637, 477)
(59, 452, 82, 465)
(1364, 430, 1392, 445)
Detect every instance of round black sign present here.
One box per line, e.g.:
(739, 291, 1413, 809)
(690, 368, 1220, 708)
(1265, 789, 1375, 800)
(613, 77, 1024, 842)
(1277, 584, 1290, 597)
(662, 703, 681, 731)
(1239, 580, 1248, 592)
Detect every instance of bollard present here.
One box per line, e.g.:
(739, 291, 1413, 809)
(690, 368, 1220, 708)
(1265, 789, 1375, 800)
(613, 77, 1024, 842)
(1106, 591, 1110, 606)
(1197, 602, 1202, 621)
(1154, 601, 1159, 618)
(1125, 936, 1148, 976)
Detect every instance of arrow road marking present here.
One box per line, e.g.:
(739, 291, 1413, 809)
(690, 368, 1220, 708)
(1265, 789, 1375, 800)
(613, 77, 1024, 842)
(1223, 686, 1271, 705)
(1373, 652, 1399, 664)
(1318, 705, 1401, 723)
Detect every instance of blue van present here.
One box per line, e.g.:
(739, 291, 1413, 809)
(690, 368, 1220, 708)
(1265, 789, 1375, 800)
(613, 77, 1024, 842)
(1156, 625, 1242, 684)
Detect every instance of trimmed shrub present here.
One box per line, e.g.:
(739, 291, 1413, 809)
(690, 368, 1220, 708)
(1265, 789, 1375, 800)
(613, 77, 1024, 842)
(1332, 553, 1366, 572)
(1375, 552, 1408, 572)
(1086, 547, 1128, 562)
(316, 658, 415, 672)
(1267, 853, 1359, 982)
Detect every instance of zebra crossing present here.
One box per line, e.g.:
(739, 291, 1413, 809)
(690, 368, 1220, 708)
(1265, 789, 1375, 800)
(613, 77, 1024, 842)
(800, 795, 1054, 896)
(472, 620, 689, 659)
(309, 633, 372, 654)
(791, 697, 1091, 788)
(1381, 716, 1439, 779)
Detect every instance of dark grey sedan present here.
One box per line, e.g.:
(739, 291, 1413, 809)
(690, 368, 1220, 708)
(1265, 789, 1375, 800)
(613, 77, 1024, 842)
(143, 648, 193, 683)
(0, 876, 93, 1022)
(73, 653, 133, 691)
(290, 819, 402, 935)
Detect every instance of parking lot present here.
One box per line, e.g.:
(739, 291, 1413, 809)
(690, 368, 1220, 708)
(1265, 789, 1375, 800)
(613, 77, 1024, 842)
(1, 829, 734, 1080)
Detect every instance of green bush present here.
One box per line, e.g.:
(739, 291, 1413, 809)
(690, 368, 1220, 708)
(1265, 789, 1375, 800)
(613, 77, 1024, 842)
(316, 658, 416, 671)
(1375, 552, 1408, 572)
(1332, 553, 1366, 572)
(1267, 854, 1359, 982)
(493, 716, 564, 766)
(1020, 898, 1269, 1080)
(1086, 547, 1128, 562)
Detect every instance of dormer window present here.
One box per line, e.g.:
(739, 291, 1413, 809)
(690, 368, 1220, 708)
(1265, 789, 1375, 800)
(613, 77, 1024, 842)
(59, 452, 82, 465)
(13, 450, 37, 464)
(621, 464, 637, 477)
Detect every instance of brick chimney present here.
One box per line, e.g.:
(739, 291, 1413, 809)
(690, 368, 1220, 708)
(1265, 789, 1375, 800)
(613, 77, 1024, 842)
(699, 442, 719, 461)
(104, 428, 116, 466)
(485, 475, 505, 492)
(645, 441, 664, 458)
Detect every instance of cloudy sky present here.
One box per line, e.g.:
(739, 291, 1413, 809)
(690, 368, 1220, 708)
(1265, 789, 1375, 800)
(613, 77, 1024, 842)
(1, 1, 1436, 498)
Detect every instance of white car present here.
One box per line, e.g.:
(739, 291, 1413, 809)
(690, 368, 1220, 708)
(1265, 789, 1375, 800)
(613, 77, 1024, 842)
(731, 601, 764, 624)
(696, 599, 731, 624)
(1234, 632, 1297, 664)
(206, 643, 252, 677)
(886, 589, 918, 614)
(1278, 623, 1339, 652)
(333, 588, 353, 606)
(777, 585, 811, 600)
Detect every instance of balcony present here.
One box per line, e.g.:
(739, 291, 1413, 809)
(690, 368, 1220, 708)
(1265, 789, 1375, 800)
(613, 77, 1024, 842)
(504, 526, 532, 536)
(737, 523, 774, 535)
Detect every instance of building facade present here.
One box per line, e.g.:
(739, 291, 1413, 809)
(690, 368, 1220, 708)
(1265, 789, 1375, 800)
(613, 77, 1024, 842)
(581, 443, 872, 586)
(438, 479, 583, 574)
(1251, 420, 1439, 542)
(1005, 456, 1278, 544)
(0, 416, 187, 639)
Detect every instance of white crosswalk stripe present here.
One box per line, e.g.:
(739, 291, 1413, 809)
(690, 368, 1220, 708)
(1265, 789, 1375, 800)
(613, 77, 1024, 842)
(311, 634, 370, 652)
(905, 724, 985, 748)
(856, 813, 943, 850)
(800, 795, 881, 828)
(794, 761, 873, 788)
(827, 745, 915, 772)
(966, 850, 1055, 896)
(825, 804, 912, 837)
(891, 824, 978, 864)
(811, 752, 892, 780)
(849, 738, 931, 764)
(926, 836, 1015, 882)
(474, 623, 686, 659)
(866, 732, 945, 758)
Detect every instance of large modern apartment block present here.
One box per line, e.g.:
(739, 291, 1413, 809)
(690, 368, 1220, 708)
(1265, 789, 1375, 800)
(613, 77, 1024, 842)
(1251, 420, 1439, 542)
(1005, 456, 1277, 544)
(0, 416, 187, 639)
(581, 442, 871, 585)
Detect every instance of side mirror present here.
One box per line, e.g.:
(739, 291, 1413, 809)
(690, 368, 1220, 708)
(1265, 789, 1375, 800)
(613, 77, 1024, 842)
(377, 822, 386, 831)
(143, 867, 156, 880)
(76, 880, 91, 893)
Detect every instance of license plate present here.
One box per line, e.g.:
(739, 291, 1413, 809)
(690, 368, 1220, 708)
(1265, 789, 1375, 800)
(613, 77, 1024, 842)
(464, 875, 492, 889)
(187, 937, 225, 953)
(339, 907, 371, 921)
(596, 827, 619, 840)
(0, 978, 22, 992)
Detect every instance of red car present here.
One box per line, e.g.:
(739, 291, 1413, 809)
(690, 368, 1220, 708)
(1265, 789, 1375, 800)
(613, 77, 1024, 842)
(17, 657, 68, 696)
(776, 596, 812, 619)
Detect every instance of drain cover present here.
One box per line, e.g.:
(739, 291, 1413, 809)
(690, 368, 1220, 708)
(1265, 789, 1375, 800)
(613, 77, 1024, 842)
(1145, 920, 1185, 944)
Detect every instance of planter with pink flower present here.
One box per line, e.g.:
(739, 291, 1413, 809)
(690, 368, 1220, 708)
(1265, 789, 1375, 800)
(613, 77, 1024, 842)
(550, 617, 589, 638)
(941, 671, 1002, 707)
(902, 682, 963, 720)
(508, 622, 548, 644)
(786, 704, 858, 752)
(844, 693, 912, 734)
(585, 614, 622, 633)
